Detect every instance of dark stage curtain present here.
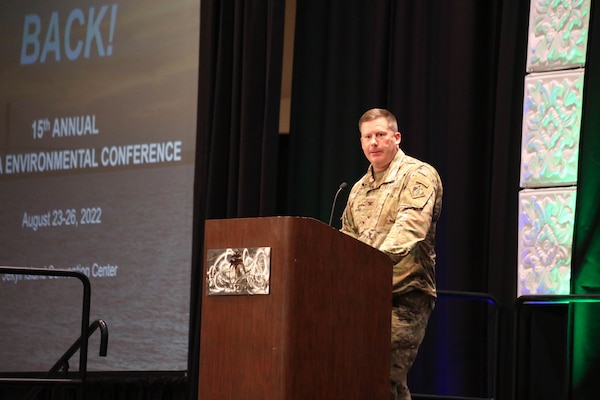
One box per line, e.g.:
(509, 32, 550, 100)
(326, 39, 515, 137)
(287, 1, 529, 399)
(571, 1, 600, 399)
(192, 0, 285, 399)
(198, 0, 285, 219)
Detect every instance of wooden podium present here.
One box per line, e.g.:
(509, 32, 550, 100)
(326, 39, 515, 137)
(198, 216, 392, 400)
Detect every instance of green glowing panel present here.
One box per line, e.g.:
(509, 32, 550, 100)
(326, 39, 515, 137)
(518, 187, 576, 296)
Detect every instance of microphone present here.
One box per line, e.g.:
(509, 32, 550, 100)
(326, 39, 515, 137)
(328, 182, 348, 226)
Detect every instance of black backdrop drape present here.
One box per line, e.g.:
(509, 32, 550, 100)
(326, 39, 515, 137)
(192, 0, 286, 399)
(287, 1, 528, 398)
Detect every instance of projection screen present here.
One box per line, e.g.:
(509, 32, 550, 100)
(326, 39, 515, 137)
(0, 0, 199, 372)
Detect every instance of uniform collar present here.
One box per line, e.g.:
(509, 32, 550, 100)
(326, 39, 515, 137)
(366, 149, 405, 185)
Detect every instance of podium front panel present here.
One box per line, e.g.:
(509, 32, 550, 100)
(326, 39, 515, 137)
(198, 216, 391, 400)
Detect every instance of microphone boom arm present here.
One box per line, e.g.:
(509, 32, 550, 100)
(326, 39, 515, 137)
(328, 182, 348, 226)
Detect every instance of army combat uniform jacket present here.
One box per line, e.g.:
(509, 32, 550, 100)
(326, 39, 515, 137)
(341, 149, 443, 297)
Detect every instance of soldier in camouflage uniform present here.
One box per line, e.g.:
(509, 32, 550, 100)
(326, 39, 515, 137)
(340, 108, 443, 400)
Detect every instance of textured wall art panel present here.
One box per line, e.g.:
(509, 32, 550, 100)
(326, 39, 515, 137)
(520, 70, 583, 188)
(517, 187, 576, 296)
(526, 0, 590, 73)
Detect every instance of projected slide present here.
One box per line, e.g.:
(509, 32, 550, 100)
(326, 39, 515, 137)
(0, 1, 199, 372)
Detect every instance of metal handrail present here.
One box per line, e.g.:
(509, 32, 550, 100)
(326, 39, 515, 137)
(0, 266, 105, 391)
(45, 319, 109, 376)
(512, 294, 600, 400)
(412, 290, 501, 400)
(21, 319, 109, 400)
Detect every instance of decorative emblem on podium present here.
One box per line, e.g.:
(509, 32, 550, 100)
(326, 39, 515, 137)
(206, 247, 271, 295)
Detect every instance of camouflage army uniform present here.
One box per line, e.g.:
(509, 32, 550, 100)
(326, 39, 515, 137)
(341, 149, 443, 400)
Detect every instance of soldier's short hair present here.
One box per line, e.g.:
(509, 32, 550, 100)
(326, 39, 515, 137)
(358, 108, 399, 133)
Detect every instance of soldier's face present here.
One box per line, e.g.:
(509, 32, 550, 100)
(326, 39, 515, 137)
(359, 117, 401, 171)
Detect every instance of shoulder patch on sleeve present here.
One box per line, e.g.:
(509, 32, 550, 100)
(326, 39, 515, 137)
(410, 182, 427, 199)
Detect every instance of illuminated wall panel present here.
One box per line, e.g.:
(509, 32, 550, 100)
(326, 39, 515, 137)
(520, 70, 584, 188)
(526, 0, 589, 73)
(519, 0, 590, 296)
(517, 187, 576, 295)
